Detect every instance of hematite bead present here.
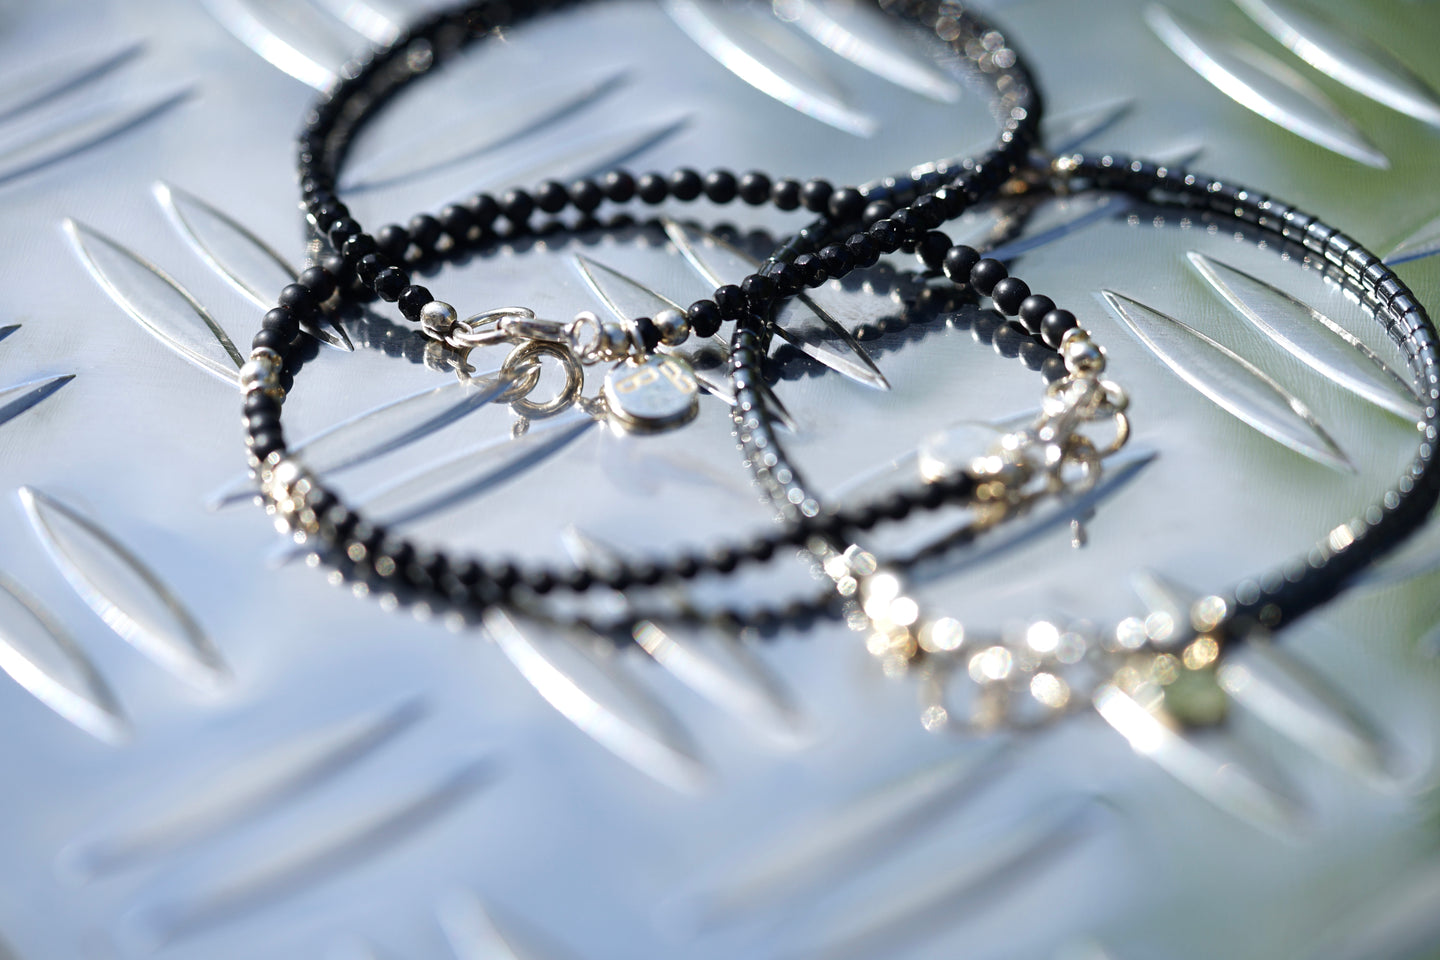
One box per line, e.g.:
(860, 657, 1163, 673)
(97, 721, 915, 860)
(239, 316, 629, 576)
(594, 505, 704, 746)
(499, 188, 534, 223)
(990, 276, 1030, 315)
(601, 170, 635, 202)
(535, 180, 568, 213)
(772, 178, 801, 211)
(917, 231, 951, 270)
(801, 178, 833, 213)
(398, 284, 431, 321)
(828, 186, 864, 221)
(687, 299, 722, 338)
(942, 244, 980, 284)
(669, 168, 702, 201)
(1040, 308, 1077, 348)
(637, 172, 668, 204)
(1018, 294, 1055, 335)
(738, 171, 771, 205)
(969, 258, 1007, 297)
(703, 169, 737, 203)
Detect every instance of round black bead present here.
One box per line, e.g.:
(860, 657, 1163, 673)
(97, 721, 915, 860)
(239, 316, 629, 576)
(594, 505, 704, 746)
(942, 245, 980, 284)
(634, 316, 662, 351)
(252, 327, 287, 352)
(637, 173, 668, 204)
(742, 274, 777, 310)
(375, 224, 410, 259)
(570, 178, 603, 213)
(1040, 309, 1078, 348)
(917, 231, 951, 270)
(969, 258, 1008, 297)
(862, 200, 894, 224)
(326, 216, 360, 247)
(278, 283, 317, 314)
(703, 169, 737, 204)
(801, 178, 833, 213)
(669, 168, 703, 201)
(828, 187, 865, 221)
(771, 178, 801, 211)
(374, 266, 407, 302)
(398, 284, 431, 321)
(602, 170, 635, 203)
(244, 390, 279, 416)
(1017, 295, 1055, 335)
(715, 284, 747, 318)
(990, 276, 1030, 315)
(687, 299, 722, 338)
(465, 194, 499, 230)
(408, 213, 442, 251)
(535, 180, 569, 214)
(439, 203, 473, 239)
(738, 171, 771, 205)
(499, 188, 534, 224)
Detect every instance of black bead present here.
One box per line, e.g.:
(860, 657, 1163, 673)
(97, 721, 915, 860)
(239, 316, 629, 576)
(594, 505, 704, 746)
(637, 172, 668, 204)
(602, 170, 636, 203)
(634, 316, 662, 351)
(262, 306, 299, 335)
(845, 233, 879, 268)
(1040, 309, 1078, 348)
(801, 178, 833, 213)
(669, 168, 703, 201)
(315, 201, 347, 228)
(942, 245, 980, 284)
(969, 258, 1007, 297)
(319, 252, 347, 283)
(250, 429, 284, 458)
(793, 252, 828, 286)
(819, 243, 852, 276)
(1017, 295, 1055, 335)
(862, 200, 894, 224)
(408, 213, 442, 250)
(771, 178, 801, 211)
(244, 390, 279, 416)
(570, 178, 603, 212)
(398, 284, 431, 321)
(912, 194, 945, 228)
(738, 171, 771, 205)
(278, 283, 317, 314)
(990, 276, 1030, 315)
(374, 266, 407, 302)
(252, 327, 286, 352)
(375, 224, 411, 259)
(703, 169, 737, 204)
(767, 260, 801, 294)
(709, 546, 739, 574)
(340, 232, 376, 262)
(439, 203, 474, 240)
(868, 218, 903, 252)
(715, 284, 747, 318)
(892, 207, 923, 238)
(687, 299, 722, 338)
(466, 193, 500, 228)
(742, 274, 777, 310)
(917, 231, 951, 270)
(828, 187, 864, 221)
(535, 180, 569, 214)
(355, 253, 384, 286)
(499, 188, 534, 224)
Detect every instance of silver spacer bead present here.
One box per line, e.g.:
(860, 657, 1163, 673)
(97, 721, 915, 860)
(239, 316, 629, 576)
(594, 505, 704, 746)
(653, 307, 691, 347)
(420, 300, 459, 342)
(1060, 327, 1105, 374)
(239, 350, 281, 394)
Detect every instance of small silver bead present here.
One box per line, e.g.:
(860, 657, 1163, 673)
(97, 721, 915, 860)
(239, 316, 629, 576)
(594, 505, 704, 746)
(420, 300, 458, 340)
(653, 307, 691, 347)
(1061, 329, 1105, 374)
(239, 354, 280, 393)
(597, 317, 635, 359)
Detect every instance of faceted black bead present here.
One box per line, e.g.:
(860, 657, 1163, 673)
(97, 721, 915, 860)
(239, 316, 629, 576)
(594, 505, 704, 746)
(715, 284, 747, 318)
(499, 188, 534, 224)
(942, 245, 980, 285)
(868, 218, 903, 252)
(801, 178, 833, 213)
(738, 171, 771, 205)
(845, 233, 880, 268)
(767, 260, 801, 294)
(1040, 308, 1078, 348)
(407, 213, 442, 250)
(1017, 294, 1055, 335)
(793, 252, 828, 286)
(466, 193, 500, 228)
(687, 299, 722, 338)
(828, 186, 864, 221)
(398, 284, 431, 321)
(355, 253, 384, 286)
(742, 274, 777, 310)
(990, 276, 1030, 315)
(375, 224, 410, 259)
(819, 244, 852, 276)
(892, 207, 924, 238)
(912, 194, 945, 228)
(703, 169, 737, 204)
(917, 231, 951, 270)
(669, 168, 703, 201)
(569, 178, 603, 212)
(634, 316, 662, 351)
(439, 203, 473, 239)
(969, 258, 1007, 297)
(252, 327, 287, 352)
(637, 172, 668, 204)
(602, 170, 636, 203)
(862, 200, 895, 225)
(339, 232, 376, 262)
(315, 201, 348, 229)
(535, 180, 569, 214)
(374, 266, 407, 302)
(771, 178, 802, 211)
(278, 283, 317, 314)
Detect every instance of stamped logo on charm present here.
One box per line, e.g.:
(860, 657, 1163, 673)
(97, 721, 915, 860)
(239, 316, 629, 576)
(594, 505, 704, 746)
(603, 354, 700, 433)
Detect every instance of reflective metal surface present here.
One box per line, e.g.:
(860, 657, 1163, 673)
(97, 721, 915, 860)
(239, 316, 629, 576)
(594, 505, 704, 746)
(2, 1, 1440, 958)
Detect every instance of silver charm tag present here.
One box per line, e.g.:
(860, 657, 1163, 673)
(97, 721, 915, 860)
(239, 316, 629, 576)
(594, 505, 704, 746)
(602, 354, 699, 433)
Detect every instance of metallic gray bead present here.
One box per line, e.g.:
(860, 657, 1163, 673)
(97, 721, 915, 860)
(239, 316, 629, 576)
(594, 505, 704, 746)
(420, 300, 459, 341)
(653, 307, 691, 347)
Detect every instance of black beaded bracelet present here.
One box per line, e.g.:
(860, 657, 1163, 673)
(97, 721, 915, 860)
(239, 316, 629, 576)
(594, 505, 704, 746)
(726, 151, 1440, 730)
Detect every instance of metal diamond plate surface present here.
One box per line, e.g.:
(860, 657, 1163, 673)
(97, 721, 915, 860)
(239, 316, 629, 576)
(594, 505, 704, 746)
(1, 1, 1440, 958)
